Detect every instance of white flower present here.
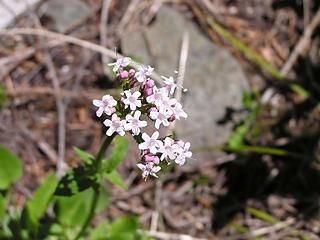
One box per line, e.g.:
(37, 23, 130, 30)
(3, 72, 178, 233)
(135, 65, 154, 83)
(103, 114, 126, 136)
(172, 102, 188, 120)
(125, 111, 147, 135)
(92, 95, 117, 117)
(149, 108, 171, 129)
(156, 96, 177, 114)
(162, 75, 177, 95)
(137, 162, 161, 179)
(108, 57, 131, 72)
(122, 90, 142, 111)
(138, 131, 162, 154)
(158, 137, 177, 160)
(175, 142, 192, 166)
(146, 87, 168, 105)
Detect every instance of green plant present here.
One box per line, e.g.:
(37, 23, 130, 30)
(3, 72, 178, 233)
(0, 141, 151, 240)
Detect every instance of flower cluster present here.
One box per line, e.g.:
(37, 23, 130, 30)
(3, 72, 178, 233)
(93, 57, 192, 179)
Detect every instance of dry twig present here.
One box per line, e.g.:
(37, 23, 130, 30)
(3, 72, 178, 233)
(100, 0, 112, 74)
(0, 27, 163, 83)
(281, 8, 320, 76)
(145, 230, 207, 240)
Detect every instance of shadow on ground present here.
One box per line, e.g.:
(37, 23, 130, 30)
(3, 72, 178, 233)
(211, 53, 320, 231)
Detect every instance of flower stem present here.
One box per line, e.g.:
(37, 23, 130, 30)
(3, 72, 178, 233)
(73, 134, 115, 240)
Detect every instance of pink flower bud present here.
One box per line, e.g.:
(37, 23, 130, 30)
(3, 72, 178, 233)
(144, 154, 160, 165)
(143, 87, 153, 97)
(129, 69, 136, 76)
(120, 70, 129, 79)
(168, 115, 176, 122)
(145, 79, 155, 88)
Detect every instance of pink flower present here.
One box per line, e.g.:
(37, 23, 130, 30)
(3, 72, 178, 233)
(144, 154, 160, 164)
(161, 75, 177, 94)
(175, 142, 192, 166)
(119, 70, 129, 79)
(108, 57, 131, 72)
(149, 107, 171, 129)
(138, 131, 162, 154)
(135, 65, 154, 83)
(103, 114, 126, 136)
(122, 90, 142, 111)
(92, 95, 117, 117)
(137, 162, 161, 179)
(124, 111, 147, 135)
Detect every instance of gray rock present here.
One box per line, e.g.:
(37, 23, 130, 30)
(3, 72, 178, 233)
(122, 6, 249, 155)
(38, 0, 91, 33)
(0, 0, 40, 29)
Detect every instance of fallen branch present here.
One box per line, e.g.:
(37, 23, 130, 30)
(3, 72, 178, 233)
(0, 27, 163, 83)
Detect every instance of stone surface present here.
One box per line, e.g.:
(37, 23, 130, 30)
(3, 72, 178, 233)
(38, 0, 91, 33)
(0, 0, 40, 29)
(121, 6, 250, 155)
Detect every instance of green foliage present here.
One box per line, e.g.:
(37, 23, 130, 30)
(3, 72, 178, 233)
(0, 133, 137, 239)
(228, 124, 249, 148)
(89, 220, 110, 240)
(103, 136, 129, 173)
(55, 188, 95, 228)
(224, 145, 289, 156)
(246, 207, 278, 224)
(0, 145, 23, 190)
(290, 83, 310, 99)
(104, 170, 127, 189)
(0, 83, 6, 108)
(195, 175, 210, 186)
(55, 165, 100, 196)
(89, 217, 152, 240)
(0, 194, 6, 221)
(74, 147, 94, 165)
(24, 174, 58, 228)
(109, 216, 138, 235)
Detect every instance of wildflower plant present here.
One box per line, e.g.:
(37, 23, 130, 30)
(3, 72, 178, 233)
(0, 58, 193, 240)
(93, 57, 193, 179)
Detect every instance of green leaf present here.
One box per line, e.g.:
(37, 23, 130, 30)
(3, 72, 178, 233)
(55, 188, 94, 228)
(55, 186, 109, 229)
(104, 170, 127, 190)
(290, 83, 310, 99)
(74, 147, 94, 164)
(0, 194, 6, 221)
(0, 83, 6, 108)
(0, 145, 22, 190)
(25, 174, 58, 227)
(55, 165, 99, 196)
(95, 187, 110, 214)
(103, 136, 129, 173)
(108, 233, 135, 240)
(228, 124, 248, 148)
(224, 145, 289, 156)
(89, 220, 109, 240)
(246, 207, 278, 224)
(109, 216, 138, 235)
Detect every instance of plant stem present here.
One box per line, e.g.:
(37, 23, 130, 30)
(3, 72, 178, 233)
(73, 134, 115, 240)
